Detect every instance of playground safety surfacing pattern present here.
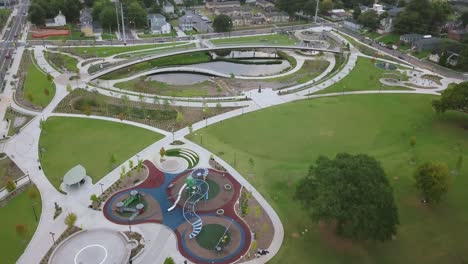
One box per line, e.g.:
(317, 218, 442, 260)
(103, 160, 252, 264)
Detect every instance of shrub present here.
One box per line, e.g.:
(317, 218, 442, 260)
(5, 180, 16, 192)
(64, 212, 77, 228)
(163, 257, 175, 264)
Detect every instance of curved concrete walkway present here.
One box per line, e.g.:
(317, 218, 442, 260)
(5, 27, 461, 264)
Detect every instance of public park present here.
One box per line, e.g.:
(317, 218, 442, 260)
(0, 13, 467, 264)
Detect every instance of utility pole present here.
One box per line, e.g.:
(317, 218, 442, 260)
(115, 1, 121, 42)
(314, 0, 320, 24)
(120, 2, 126, 45)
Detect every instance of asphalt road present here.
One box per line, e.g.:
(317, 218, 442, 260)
(0, 0, 29, 88)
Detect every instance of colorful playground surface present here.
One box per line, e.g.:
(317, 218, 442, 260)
(103, 160, 258, 264)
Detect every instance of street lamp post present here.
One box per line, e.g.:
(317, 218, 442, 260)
(128, 220, 132, 233)
(99, 183, 104, 194)
(49, 232, 56, 245)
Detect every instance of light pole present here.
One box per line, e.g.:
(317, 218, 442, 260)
(128, 220, 132, 233)
(99, 183, 104, 194)
(49, 232, 56, 245)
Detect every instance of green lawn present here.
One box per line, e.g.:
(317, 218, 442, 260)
(187, 94, 468, 264)
(23, 62, 56, 107)
(211, 34, 297, 46)
(0, 185, 42, 264)
(413, 50, 431, 59)
(71, 42, 184, 58)
(378, 34, 400, 45)
(44, 51, 78, 72)
(39, 117, 163, 190)
(0, 9, 11, 32)
(314, 57, 410, 94)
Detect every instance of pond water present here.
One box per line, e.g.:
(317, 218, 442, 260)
(147, 73, 210, 85)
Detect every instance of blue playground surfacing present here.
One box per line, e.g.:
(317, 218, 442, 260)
(105, 169, 248, 263)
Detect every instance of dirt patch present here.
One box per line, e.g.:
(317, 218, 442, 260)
(236, 193, 274, 261)
(318, 221, 357, 253)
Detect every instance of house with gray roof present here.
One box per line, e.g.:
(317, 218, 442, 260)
(147, 13, 171, 34)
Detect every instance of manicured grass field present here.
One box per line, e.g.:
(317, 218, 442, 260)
(211, 34, 297, 46)
(39, 117, 163, 190)
(187, 94, 468, 264)
(0, 185, 42, 264)
(378, 34, 400, 44)
(315, 57, 410, 94)
(71, 42, 184, 57)
(23, 62, 56, 107)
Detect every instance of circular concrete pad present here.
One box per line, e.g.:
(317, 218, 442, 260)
(160, 159, 183, 172)
(49, 229, 131, 264)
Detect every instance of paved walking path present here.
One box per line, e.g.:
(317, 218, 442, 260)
(0, 26, 460, 264)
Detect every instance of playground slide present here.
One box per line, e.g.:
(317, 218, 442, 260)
(167, 183, 187, 212)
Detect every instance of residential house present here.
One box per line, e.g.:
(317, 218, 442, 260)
(173, 0, 183, 5)
(428, 52, 440, 63)
(251, 15, 266, 25)
(163, 1, 174, 14)
(265, 12, 289, 23)
(399, 34, 423, 45)
(147, 13, 171, 34)
(372, 4, 385, 15)
(448, 29, 468, 41)
(343, 19, 362, 32)
(80, 8, 94, 36)
(179, 11, 213, 33)
(413, 37, 441, 52)
(328, 9, 348, 21)
(256, 0, 274, 12)
(178, 15, 194, 31)
(377, 7, 404, 34)
(45, 10, 66, 27)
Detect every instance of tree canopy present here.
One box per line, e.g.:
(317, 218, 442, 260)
(414, 161, 450, 203)
(29, 0, 81, 24)
(295, 153, 399, 241)
(213, 14, 233, 32)
(358, 10, 380, 31)
(127, 1, 147, 28)
(432, 82, 468, 113)
(394, 0, 452, 35)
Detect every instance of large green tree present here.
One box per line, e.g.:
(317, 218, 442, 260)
(295, 153, 399, 241)
(213, 14, 233, 32)
(28, 3, 46, 25)
(358, 10, 380, 31)
(99, 5, 118, 30)
(127, 1, 147, 28)
(432, 81, 468, 113)
(394, 0, 452, 35)
(414, 161, 450, 203)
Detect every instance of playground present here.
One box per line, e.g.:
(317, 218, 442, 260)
(103, 156, 259, 263)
